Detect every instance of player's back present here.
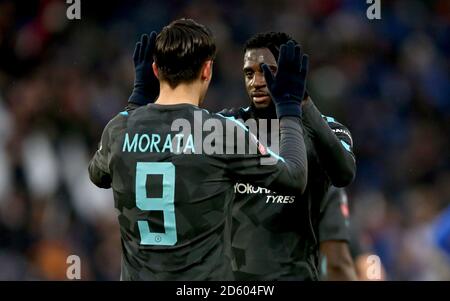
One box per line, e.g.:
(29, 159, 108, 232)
(90, 101, 309, 280)
(108, 103, 236, 280)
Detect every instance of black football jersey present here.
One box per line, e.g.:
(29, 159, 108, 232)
(88, 103, 307, 280)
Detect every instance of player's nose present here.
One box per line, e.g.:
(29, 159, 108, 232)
(253, 72, 266, 87)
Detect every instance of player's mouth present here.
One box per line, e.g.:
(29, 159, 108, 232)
(251, 92, 270, 103)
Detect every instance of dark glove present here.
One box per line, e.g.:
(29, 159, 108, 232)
(261, 40, 309, 118)
(128, 32, 159, 106)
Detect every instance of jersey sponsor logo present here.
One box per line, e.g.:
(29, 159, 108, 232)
(265, 195, 296, 204)
(235, 183, 271, 194)
(234, 183, 296, 203)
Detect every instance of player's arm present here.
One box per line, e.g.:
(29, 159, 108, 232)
(320, 241, 357, 281)
(318, 187, 357, 280)
(88, 122, 112, 189)
(268, 116, 308, 193)
(223, 115, 307, 195)
(301, 98, 356, 187)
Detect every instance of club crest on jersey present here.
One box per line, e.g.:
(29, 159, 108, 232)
(258, 142, 267, 155)
(340, 201, 349, 218)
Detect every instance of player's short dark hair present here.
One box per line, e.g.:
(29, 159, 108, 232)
(154, 18, 216, 88)
(244, 32, 297, 60)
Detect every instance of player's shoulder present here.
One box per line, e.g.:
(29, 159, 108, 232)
(320, 186, 347, 213)
(217, 107, 240, 117)
(322, 115, 348, 130)
(322, 114, 353, 141)
(116, 103, 167, 126)
(217, 106, 252, 119)
(103, 106, 139, 134)
(213, 111, 250, 134)
(327, 186, 346, 201)
(214, 106, 254, 133)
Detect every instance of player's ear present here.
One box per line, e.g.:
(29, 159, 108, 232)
(201, 60, 213, 82)
(152, 62, 159, 79)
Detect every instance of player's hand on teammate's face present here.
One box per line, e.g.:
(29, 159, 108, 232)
(262, 40, 308, 102)
(260, 40, 309, 117)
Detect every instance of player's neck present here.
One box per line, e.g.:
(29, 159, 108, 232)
(155, 82, 203, 106)
(251, 101, 277, 119)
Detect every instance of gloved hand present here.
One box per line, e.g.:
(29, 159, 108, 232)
(261, 40, 309, 118)
(128, 32, 159, 106)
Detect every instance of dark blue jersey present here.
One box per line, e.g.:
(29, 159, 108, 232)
(319, 187, 351, 243)
(220, 101, 355, 280)
(88, 103, 307, 280)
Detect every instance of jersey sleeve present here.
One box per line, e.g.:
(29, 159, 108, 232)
(88, 104, 139, 189)
(319, 187, 351, 243)
(326, 117, 354, 158)
(218, 115, 308, 195)
(88, 119, 115, 189)
(301, 99, 356, 187)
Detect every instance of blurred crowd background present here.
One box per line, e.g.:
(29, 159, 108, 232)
(0, 0, 448, 280)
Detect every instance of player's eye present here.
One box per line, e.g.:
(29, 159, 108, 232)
(244, 71, 254, 79)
